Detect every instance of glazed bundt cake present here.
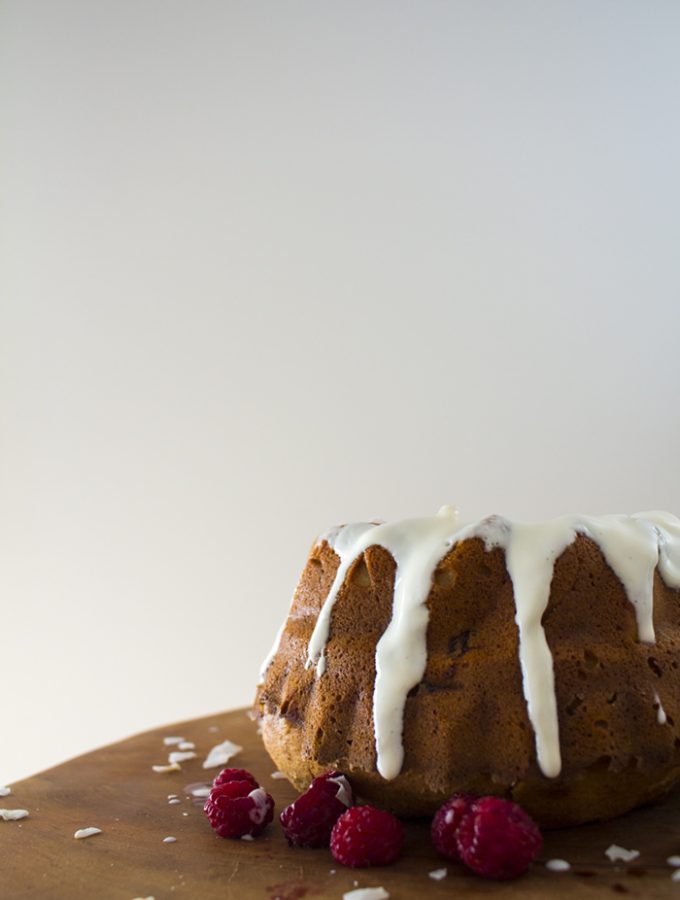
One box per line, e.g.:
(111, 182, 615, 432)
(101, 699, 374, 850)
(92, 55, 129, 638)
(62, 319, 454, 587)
(255, 506, 680, 827)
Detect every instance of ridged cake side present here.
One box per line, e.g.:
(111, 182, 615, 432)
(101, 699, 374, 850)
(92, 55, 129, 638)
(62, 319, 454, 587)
(255, 532, 680, 827)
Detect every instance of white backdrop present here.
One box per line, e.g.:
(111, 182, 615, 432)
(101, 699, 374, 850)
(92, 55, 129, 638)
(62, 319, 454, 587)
(2, 1, 680, 785)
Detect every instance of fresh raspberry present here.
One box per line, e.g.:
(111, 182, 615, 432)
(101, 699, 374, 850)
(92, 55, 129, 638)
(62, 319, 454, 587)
(204, 779, 274, 839)
(455, 796, 542, 880)
(212, 767, 260, 790)
(330, 805, 404, 867)
(280, 771, 354, 847)
(431, 793, 476, 860)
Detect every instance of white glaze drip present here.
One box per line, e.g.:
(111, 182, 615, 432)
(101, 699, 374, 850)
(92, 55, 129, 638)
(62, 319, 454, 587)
(654, 690, 668, 725)
(584, 515, 659, 643)
(292, 508, 680, 782)
(259, 619, 286, 683)
(635, 511, 680, 589)
(307, 520, 379, 677)
(486, 518, 571, 779)
(257, 525, 381, 684)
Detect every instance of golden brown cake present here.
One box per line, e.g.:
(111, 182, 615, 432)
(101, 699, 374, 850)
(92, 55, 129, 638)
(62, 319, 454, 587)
(255, 508, 680, 827)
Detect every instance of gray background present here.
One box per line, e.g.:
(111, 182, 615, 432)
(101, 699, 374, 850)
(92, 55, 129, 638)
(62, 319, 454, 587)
(2, 0, 680, 782)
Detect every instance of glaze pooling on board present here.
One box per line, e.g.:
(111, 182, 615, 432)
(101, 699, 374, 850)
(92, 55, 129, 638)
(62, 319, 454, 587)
(262, 508, 680, 782)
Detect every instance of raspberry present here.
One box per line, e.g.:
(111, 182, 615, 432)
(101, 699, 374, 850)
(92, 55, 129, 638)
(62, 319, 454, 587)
(204, 779, 274, 839)
(431, 793, 476, 860)
(330, 805, 404, 867)
(280, 771, 354, 847)
(212, 767, 260, 790)
(455, 796, 542, 880)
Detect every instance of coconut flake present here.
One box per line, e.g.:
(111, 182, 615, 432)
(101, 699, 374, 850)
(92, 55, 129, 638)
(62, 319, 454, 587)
(190, 787, 211, 798)
(74, 827, 102, 839)
(668, 856, 680, 867)
(162, 836, 176, 843)
(546, 859, 571, 872)
(163, 736, 185, 746)
(0, 808, 28, 821)
(605, 844, 640, 862)
(247, 788, 270, 824)
(168, 798, 181, 805)
(178, 741, 195, 751)
(168, 751, 197, 766)
(0, 787, 11, 797)
(343, 889, 389, 900)
(428, 868, 447, 880)
(152, 763, 181, 774)
(202, 739, 242, 769)
(270, 771, 287, 780)
(241, 833, 254, 841)
(328, 774, 352, 807)
(673, 869, 680, 882)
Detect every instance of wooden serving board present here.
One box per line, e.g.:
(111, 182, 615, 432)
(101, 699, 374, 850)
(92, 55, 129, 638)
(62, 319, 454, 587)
(4, 708, 680, 899)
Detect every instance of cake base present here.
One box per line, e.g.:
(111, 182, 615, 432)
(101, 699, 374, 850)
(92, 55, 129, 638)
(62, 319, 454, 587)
(4, 708, 680, 898)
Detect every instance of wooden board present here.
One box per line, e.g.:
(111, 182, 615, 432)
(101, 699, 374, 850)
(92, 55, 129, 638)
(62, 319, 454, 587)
(4, 708, 680, 899)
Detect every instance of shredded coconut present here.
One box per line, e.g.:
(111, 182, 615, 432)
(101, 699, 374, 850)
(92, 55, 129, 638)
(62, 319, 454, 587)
(672, 869, 680, 882)
(0, 787, 11, 797)
(168, 751, 197, 766)
(152, 763, 181, 774)
(241, 833, 254, 841)
(246, 788, 270, 825)
(168, 799, 181, 805)
(162, 836, 177, 843)
(270, 771, 287, 780)
(0, 808, 28, 821)
(202, 739, 243, 769)
(668, 856, 680, 867)
(545, 859, 571, 872)
(428, 868, 447, 880)
(343, 889, 389, 900)
(163, 737, 185, 746)
(190, 787, 211, 798)
(329, 774, 352, 807)
(178, 741, 195, 751)
(74, 827, 102, 839)
(605, 844, 640, 863)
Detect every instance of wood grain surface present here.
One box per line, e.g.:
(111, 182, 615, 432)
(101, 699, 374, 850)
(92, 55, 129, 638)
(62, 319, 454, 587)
(4, 708, 680, 899)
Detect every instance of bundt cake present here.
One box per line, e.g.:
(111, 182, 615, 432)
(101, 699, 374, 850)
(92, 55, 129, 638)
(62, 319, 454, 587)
(255, 506, 680, 827)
